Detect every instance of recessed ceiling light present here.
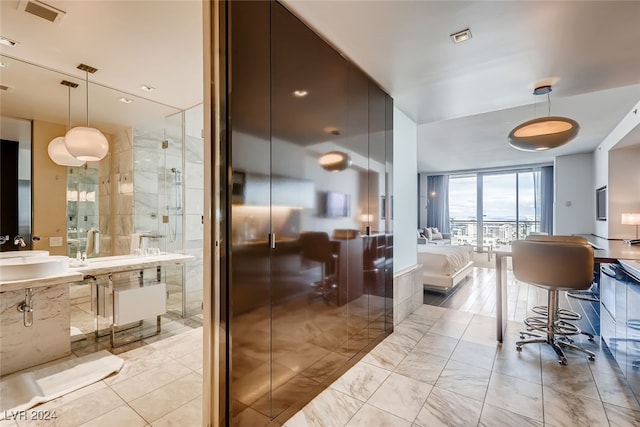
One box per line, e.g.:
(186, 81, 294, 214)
(139, 84, 155, 92)
(293, 90, 308, 98)
(450, 28, 472, 44)
(0, 36, 19, 47)
(119, 97, 133, 104)
(0, 62, 5, 68)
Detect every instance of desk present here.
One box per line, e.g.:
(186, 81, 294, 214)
(495, 236, 640, 342)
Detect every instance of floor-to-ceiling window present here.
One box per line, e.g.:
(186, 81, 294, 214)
(448, 167, 545, 251)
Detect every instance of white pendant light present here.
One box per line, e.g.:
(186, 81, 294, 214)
(65, 64, 109, 161)
(319, 151, 352, 172)
(508, 85, 579, 152)
(48, 80, 86, 167)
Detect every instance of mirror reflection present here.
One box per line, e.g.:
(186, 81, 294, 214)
(0, 54, 204, 318)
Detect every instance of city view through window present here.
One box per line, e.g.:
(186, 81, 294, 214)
(448, 171, 541, 248)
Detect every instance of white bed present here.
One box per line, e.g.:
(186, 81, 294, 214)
(417, 244, 474, 293)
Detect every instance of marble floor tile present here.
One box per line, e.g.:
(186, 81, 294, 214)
(284, 388, 363, 427)
(109, 360, 193, 402)
(15, 386, 125, 427)
(414, 386, 482, 427)
(541, 355, 600, 400)
(361, 341, 410, 370)
(591, 370, 640, 411)
(78, 405, 147, 427)
(394, 349, 448, 385)
(478, 403, 543, 427)
(484, 372, 543, 422)
(603, 403, 640, 427)
(302, 352, 349, 383)
(413, 332, 459, 359)
(367, 373, 432, 422)
(383, 323, 427, 350)
(492, 340, 542, 384)
(402, 312, 438, 330)
(128, 372, 202, 423)
(428, 319, 469, 340)
(542, 386, 609, 427)
(330, 361, 391, 402)
(449, 340, 497, 371)
(434, 359, 491, 402)
(252, 374, 320, 418)
(151, 396, 202, 427)
(345, 403, 411, 427)
(413, 305, 447, 320)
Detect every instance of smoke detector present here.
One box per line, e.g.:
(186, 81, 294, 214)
(18, 0, 66, 24)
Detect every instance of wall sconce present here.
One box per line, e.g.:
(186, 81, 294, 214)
(622, 213, 640, 240)
(65, 64, 109, 162)
(508, 85, 579, 152)
(319, 151, 351, 172)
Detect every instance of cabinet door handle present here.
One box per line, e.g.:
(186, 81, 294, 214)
(269, 233, 276, 249)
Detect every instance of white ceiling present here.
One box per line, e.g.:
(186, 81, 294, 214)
(2, 0, 639, 173)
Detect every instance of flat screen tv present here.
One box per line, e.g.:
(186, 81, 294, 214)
(596, 186, 607, 221)
(324, 191, 350, 218)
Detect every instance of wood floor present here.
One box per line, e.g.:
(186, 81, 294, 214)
(423, 266, 600, 336)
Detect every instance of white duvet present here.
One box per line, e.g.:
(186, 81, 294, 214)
(417, 245, 473, 276)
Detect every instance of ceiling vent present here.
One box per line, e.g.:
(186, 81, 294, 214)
(18, 0, 66, 24)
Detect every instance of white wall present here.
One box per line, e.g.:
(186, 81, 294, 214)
(554, 153, 594, 235)
(393, 107, 418, 272)
(594, 99, 640, 238)
(609, 145, 640, 239)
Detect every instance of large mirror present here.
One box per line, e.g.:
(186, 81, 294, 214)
(0, 54, 185, 258)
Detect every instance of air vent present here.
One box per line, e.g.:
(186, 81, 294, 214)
(17, 0, 66, 24)
(0, 85, 9, 91)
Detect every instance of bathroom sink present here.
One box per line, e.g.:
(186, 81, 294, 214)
(0, 255, 69, 282)
(0, 250, 50, 259)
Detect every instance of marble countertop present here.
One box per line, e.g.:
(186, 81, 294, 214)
(0, 271, 84, 293)
(70, 253, 195, 277)
(0, 253, 195, 292)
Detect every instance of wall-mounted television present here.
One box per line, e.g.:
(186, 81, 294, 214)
(596, 186, 607, 221)
(322, 191, 350, 218)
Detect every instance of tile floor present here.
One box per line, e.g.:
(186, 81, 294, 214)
(285, 304, 640, 427)
(0, 325, 203, 427)
(4, 275, 640, 426)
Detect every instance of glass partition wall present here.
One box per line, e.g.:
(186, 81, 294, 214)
(227, 2, 393, 424)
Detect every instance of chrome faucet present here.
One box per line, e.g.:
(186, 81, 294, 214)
(14, 236, 27, 247)
(0, 235, 9, 245)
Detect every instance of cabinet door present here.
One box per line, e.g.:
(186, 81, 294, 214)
(615, 276, 627, 377)
(626, 280, 640, 399)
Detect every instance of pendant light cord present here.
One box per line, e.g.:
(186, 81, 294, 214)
(85, 70, 89, 127)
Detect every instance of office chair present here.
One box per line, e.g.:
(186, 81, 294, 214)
(299, 231, 338, 303)
(512, 237, 596, 365)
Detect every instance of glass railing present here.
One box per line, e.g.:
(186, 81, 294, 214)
(449, 219, 541, 248)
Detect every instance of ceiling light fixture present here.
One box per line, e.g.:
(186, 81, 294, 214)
(450, 29, 472, 44)
(0, 36, 19, 47)
(293, 90, 308, 98)
(48, 80, 86, 167)
(139, 84, 155, 92)
(65, 64, 109, 162)
(508, 85, 579, 152)
(119, 97, 133, 104)
(319, 151, 352, 172)
(0, 62, 6, 68)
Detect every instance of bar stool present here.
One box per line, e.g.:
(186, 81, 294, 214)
(523, 235, 595, 341)
(512, 238, 595, 365)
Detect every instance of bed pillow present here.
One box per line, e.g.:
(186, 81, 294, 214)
(431, 231, 444, 240)
(422, 227, 433, 241)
